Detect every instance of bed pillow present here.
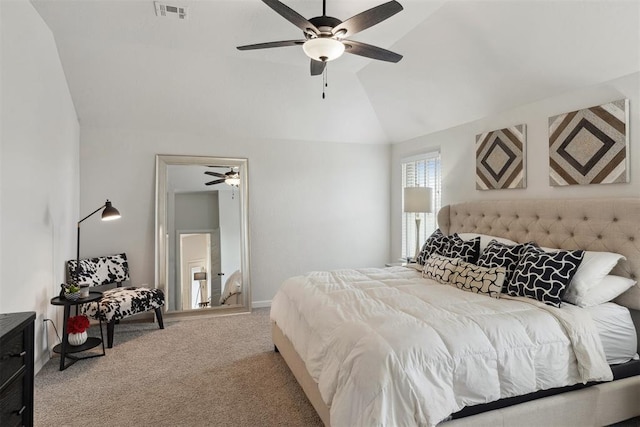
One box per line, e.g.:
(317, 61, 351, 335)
(570, 275, 636, 307)
(507, 248, 584, 307)
(449, 260, 506, 299)
(416, 229, 452, 265)
(443, 235, 481, 264)
(477, 240, 538, 285)
(422, 254, 459, 284)
(458, 233, 517, 251)
(562, 251, 626, 305)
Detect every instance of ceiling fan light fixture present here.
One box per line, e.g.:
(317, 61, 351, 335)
(302, 37, 345, 62)
(224, 176, 240, 187)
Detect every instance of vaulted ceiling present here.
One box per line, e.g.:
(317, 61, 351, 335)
(32, 0, 640, 144)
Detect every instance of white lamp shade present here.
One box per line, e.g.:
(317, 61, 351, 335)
(403, 187, 433, 213)
(302, 38, 345, 62)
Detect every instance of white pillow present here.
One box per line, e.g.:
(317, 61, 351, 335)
(571, 275, 636, 307)
(562, 251, 626, 304)
(457, 233, 517, 252)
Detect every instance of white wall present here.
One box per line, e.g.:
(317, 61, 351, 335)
(0, 0, 79, 372)
(391, 72, 640, 259)
(79, 127, 391, 304)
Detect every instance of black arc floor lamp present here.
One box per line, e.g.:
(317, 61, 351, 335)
(75, 199, 121, 278)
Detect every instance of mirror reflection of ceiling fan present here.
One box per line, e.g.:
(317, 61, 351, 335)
(204, 167, 240, 187)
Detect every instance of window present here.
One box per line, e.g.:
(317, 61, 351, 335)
(401, 152, 441, 260)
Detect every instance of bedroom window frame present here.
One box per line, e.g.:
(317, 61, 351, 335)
(401, 151, 441, 261)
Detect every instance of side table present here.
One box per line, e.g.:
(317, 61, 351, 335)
(50, 291, 105, 371)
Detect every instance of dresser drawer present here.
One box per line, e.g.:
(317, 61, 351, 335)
(0, 331, 25, 388)
(0, 371, 26, 427)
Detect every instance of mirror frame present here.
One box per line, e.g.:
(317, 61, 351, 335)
(155, 154, 251, 315)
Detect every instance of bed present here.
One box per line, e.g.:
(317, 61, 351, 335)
(270, 198, 640, 426)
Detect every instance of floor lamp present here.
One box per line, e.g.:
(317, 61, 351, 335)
(76, 200, 121, 281)
(403, 187, 433, 261)
(193, 272, 208, 308)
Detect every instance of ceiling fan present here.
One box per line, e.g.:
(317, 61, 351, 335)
(204, 168, 240, 187)
(237, 0, 404, 76)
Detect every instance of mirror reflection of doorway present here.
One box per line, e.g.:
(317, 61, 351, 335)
(178, 229, 221, 310)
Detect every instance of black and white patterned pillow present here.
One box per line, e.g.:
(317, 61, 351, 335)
(422, 254, 459, 284)
(449, 260, 506, 299)
(443, 235, 481, 264)
(507, 248, 584, 307)
(477, 240, 538, 286)
(416, 229, 451, 265)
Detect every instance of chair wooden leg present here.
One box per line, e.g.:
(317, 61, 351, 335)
(155, 307, 164, 329)
(107, 320, 115, 348)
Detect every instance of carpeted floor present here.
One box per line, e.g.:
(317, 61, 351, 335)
(35, 308, 640, 427)
(35, 308, 322, 426)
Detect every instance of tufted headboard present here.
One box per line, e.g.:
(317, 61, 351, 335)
(437, 198, 640, 311)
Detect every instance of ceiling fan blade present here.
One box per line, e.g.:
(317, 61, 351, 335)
(310, 59, 326, 76)
(205, 179, 226, 186)
(262, 0, 319, 35)
(343, 40, 402, 63)
(237, 40, 305, 51)
(204, 171, 226, 178)
(332, 1, 403, 38)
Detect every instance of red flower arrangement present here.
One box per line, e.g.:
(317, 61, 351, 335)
(67, 315, 90, 334)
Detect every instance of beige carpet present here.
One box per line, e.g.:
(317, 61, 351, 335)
(35, 308, 322, 426)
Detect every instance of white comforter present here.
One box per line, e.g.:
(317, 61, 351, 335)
(270, 267, 613, 427)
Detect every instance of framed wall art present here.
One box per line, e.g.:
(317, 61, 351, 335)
(548, 99, 629, 186)
(476, 124, 526, 190)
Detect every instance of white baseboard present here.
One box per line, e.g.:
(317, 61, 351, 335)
(252, 300, 272, 308)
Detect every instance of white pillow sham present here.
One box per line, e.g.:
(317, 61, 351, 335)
(559, 250, 626, 305)
(573, 275, 636, 307)
(458, 233, 517, 252)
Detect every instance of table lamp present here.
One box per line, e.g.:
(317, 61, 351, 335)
(403, 187, 433, 261)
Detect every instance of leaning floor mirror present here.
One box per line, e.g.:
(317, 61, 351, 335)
(156, 155, 250, 316)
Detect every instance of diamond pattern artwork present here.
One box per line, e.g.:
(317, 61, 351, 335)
(476, 125, 526, 190)
(549, 99, 629, 186)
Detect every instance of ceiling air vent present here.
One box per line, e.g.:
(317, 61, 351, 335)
(154, 2, 188, 20)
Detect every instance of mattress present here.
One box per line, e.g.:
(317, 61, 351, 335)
(586, 302, 639, 364)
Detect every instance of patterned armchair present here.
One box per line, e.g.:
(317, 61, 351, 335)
(67, 253, 164, 348)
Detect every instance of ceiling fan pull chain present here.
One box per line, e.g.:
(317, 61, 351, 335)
(322, 65, 328, 99)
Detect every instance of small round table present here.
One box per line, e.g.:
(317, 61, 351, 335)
(50, 291, 105, 371)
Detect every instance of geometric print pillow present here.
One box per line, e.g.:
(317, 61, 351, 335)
(422, 254, 459, 284)
(443, 235, 481, 264)
(507, 248, 584, 307)
(449, 259, 506, 299)
(416, 229, 452, 265)
(477, 240, 538, 287)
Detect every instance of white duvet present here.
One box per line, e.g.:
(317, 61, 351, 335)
(270, 267, 613, 427)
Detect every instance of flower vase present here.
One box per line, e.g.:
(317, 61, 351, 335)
(68, 331, 87, 346)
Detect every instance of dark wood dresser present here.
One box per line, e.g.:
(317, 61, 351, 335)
(0, 312, 35, 427)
